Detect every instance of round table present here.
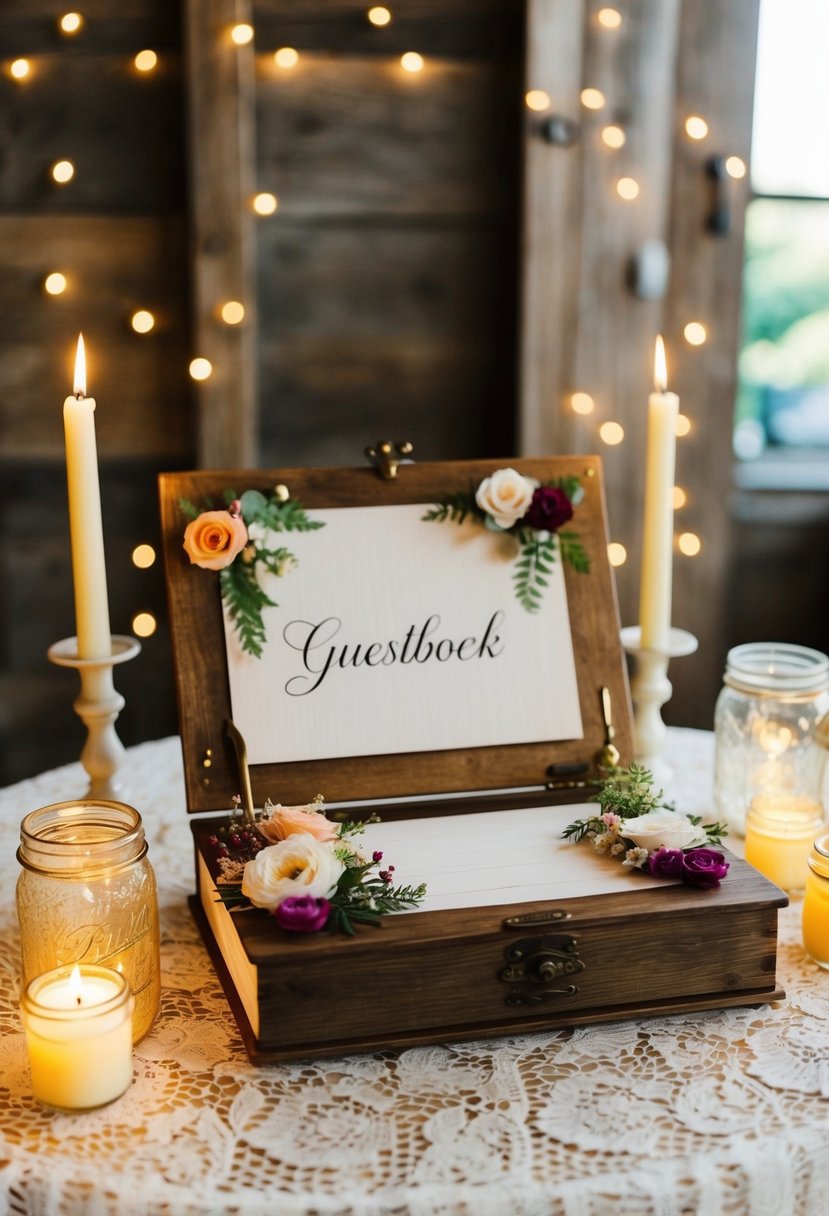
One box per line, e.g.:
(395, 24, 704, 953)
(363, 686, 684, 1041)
(1, 730, 827, 1216)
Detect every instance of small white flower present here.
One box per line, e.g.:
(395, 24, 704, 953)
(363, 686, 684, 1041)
(277, 554, 298, 577)
(623, 847, 649, 869)
(621, 809, 708, 853)
(593, 832, 613, 855)
(475, 467, 538, 530)
(241, 833, 345, 910)
(247, 521, 268, 544)
(610, 841, 626, 857)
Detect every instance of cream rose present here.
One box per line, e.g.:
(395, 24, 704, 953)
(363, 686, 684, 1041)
(257, 799, 338, 844)
(241, 834, 345, 910)
(475, 468, 539, 530)
(183, 510, 248, 571)
(620, 809, 708, 853)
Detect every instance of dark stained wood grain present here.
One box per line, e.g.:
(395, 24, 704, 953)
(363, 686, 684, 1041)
(184, 0, 259, 467)
(160, 457, 632, 811)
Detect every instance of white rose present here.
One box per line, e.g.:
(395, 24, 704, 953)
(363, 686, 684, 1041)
(475, 467, 538, 530)
(620, 809, 708, 853)
(241, 833, 345, 910)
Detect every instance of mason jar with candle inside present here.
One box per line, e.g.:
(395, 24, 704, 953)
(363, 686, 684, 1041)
(16, 800, 160, 1042)
(803, 833, 829, 968)
(714, 642, 829, 839)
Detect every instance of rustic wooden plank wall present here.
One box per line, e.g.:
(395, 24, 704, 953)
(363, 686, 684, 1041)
(250, 0, 523, 467)
(0, 1, 190, 784)
(518, 0, 760, 731)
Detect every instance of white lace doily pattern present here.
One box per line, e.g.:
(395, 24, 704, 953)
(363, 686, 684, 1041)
(1, 729, 828, 1216)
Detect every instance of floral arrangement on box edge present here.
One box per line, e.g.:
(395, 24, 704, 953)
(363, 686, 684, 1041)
(180, 484, 324, 658)
(424, 467, 590, 613)
(206, 795, 427, 935)
(563, 763, 730, 888)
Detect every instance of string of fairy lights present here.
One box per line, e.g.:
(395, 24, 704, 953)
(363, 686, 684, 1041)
(524, 5, 747, 574)
(8, 4, 749, 628)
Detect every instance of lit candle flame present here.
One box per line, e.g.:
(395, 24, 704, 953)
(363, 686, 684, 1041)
(68, 964, 84, 1007)
(73, 333, 86, 398)
(654, 334, 668, 393)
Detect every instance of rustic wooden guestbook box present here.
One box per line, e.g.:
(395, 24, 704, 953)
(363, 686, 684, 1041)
(159, 457, 787, 1063)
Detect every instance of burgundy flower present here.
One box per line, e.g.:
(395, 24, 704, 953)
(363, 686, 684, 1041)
(681, 848, 730, 890)
(647, 846, 686, 878)
(273, 895, 331, 933)
(523, 486, 574, 533)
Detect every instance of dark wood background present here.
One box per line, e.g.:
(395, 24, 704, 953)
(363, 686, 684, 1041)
(1, 0, 826, 787)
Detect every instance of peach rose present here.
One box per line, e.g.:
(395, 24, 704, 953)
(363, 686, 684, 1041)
(475, 468, 539, 530)
(183, 510, 248, 571)
(257, 798, 338, 844)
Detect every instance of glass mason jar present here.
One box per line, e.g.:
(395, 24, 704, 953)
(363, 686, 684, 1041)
(16, 800, 160, 1042)
(803, 833, 829, 968)
(714, 642, 829, 837)
(744, 795, 824, 895)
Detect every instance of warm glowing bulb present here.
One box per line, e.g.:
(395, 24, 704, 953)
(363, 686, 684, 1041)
(580, 87, 606, 110)
(678, 532, 701, 557)
(51, 160, 75, 184)
(684, 321, 707, 346)
(400, 51, 424, 72)
(274, 46, 299, 68)
(132, 612, 157, 638)
(10, 58, 31, 80)
(525, 89, 551, 112)
(601, 124, 626, 149)
(134, 49, 158, 72)
(599, 421, 624, 446)
(231, 23, 254, 45)
(597, 7, 622, 28)
(570, 391, 595, 416)
(616, 176, 639, 200)
(367, 6, 391, 25)
(685, 115, 709, 140)
(131, 309, 155, 334)
(59, 12, 83, 34)
(726, 155, 747, 180)
(673, 486, 688, 509)
(252, 192, 278, 215)
(189, 357, 213, 381)
(676, 414, 692, 437)
(607, 542, 627, 567)
(132, 544, 156, 569)
(220, 300, 245, 325)
(44, 272, 67, 296)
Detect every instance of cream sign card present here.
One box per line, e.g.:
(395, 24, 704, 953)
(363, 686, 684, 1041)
(224, 504, 583, 765)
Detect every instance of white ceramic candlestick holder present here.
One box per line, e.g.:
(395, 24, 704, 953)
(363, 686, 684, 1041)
(48, 635, 141, 800)
(620, 625, 698, 787)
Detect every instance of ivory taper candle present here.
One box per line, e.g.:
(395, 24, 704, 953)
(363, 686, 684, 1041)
(63, 334, 112, 659)
(638, 335, 679, 651)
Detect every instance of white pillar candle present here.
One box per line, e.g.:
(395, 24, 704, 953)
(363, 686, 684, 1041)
(638, 335, 679, 651)
(20, 964, 134, 1111)
(63, 335, 112, 660)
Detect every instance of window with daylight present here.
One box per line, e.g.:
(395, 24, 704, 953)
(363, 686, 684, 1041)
(735, 0, 829, 483)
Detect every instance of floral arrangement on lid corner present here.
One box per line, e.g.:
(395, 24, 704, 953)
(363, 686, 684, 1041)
(423, 467, 590, 612)
(180, 485, 324, 658)
(563, 763, 730, 889)
(207, 795, 426, 935)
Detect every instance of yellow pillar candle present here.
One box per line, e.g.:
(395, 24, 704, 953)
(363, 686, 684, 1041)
(802, 833, 829, 968)
(63, 334, 112, 660)
(744, 794, 824, 894)
(638, 336, 679, 651)
(20, 964, 134, 1111)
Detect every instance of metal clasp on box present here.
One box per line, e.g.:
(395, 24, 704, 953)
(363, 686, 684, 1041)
(500, 934, 583, 1006)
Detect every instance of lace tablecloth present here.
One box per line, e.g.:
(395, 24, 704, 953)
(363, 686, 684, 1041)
(1, 729, 828, 1216)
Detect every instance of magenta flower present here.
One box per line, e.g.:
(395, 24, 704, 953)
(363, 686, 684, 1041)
(647, 846, 686, 878)
(681, 848, 730, 889)
(273, 895, 331, 933)
(523, 486, 574, 533)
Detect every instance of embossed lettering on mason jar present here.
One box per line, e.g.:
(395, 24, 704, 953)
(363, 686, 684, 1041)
(16, 800, 160, 1042)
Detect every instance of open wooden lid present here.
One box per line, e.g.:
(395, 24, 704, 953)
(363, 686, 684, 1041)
(159, 457, 632, 814)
